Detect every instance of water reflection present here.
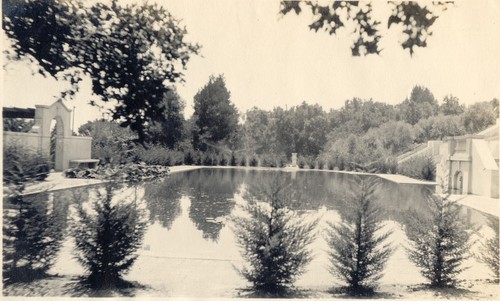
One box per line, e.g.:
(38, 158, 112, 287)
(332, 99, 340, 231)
(143, 176, 184, 230)
(3, 191, 69, 283)
(185, 169, 244, 241)
(3, 168, 495, 293)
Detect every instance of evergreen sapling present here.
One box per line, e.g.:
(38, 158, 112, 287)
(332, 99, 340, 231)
(72, 184, 147, 288)
(405, 195, 471, 288)
(326, 179, 393, 296)
(231, 177, 318, 296)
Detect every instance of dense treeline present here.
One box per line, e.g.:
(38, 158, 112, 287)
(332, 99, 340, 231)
(75, 79, 498, 172)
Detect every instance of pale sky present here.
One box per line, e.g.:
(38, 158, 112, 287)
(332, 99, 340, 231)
(2, 0, 500, 130)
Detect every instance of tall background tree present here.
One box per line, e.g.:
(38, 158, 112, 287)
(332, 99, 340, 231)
(147, 88, 186, 149)
(192, 75, 239, 151)
(3, 0, 200, 143)
(398, 86, 439, 125)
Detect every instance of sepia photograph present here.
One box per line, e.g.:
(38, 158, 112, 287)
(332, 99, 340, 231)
(1, 0, 499, 299)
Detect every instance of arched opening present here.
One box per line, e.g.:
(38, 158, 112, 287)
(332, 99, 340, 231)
(49, 117, 64, 171)
(453, 171, 464, 195)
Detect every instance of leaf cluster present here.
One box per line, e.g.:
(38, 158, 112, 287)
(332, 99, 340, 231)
(280, 1, 451, 56)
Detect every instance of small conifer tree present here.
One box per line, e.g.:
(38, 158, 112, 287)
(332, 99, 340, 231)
(72, 183, 147, 288)
(405, 195, 471, 288)
(232, 176, 318, 296)
(478, 215, 499, 283)
(326, 179, 393, 295)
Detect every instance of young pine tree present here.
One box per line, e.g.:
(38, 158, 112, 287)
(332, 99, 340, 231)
(405, 195, 471, 288)
(72, 184, 147, 288)
(326, 179, 393, 296)
(478, 215, 499, 283)
(231, 176, 318, 296)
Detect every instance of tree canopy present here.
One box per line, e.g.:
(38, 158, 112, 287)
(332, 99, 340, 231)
(280, 1, 452, 56)
(192, 75, 239, 151)
(3, 0, 200, 143)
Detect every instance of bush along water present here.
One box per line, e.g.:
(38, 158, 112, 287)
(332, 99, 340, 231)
(326, 178, 393, 296)
(231, 176, 318, 297)
(64, 162, 169, 182)
(405, 195, 471, 288)
(477, 215, 499, 283)
(72, 183, 148, 289)
(3, 144, 51, 187)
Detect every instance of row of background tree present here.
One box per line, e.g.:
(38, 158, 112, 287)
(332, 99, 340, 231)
(72, 76, 498, 171)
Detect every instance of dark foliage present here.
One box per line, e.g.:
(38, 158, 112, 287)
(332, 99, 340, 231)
(63, 162, 169, 182)
(3, 192, 67, 284)
(477, 215, 500, 283)
(326, 179, 393, 295)
(280, 1, 451, 56)
(146, 89, 186, 148)
(231, 176, 318, 296)
(3, 144, 51, 186)
(192, 75, 239, 150)
(3, 0, 199, 142)
(249, 155, 258, 167)
(398, 155, 436, 181)
(72, 184, 148, 288)
(405, 195, 471, 288)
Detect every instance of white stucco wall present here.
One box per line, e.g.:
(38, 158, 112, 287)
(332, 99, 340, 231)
(3, 131, 42, 151)
(62, 136, 93, 170)
(471, 139, 499, 198)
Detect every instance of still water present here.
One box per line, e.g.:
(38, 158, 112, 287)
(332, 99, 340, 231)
(3, 168, 492, 296)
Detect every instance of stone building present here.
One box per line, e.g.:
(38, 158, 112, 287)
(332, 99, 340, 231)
(3, 100, 95, 171)
(436, 119, 499, 199)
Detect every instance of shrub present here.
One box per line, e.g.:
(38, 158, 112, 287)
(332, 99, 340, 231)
(326, 179, 393, 296)
(184, 150, 195, 165)
(260, 153, 284, 168)
(477, 215, 499, 283)
(298, 156, 306, 169)
(338, 157, 345, 171)
(327, 160, 335, 170)
(405, 195, 471, 288)
(195, 153, 203, 165)
(136, 145, 184, 166)
(202, 153, 213, 166)
(231, 177, 318, 296)
(230, 152, 238, 166)
(218, 154, 228, 166)
(239, 156, 247, 166)
(278, 154, 287, 168)
(307, 157, 316, 169)
(63, 163, 169, 182)
(398, 155, 436, 181)
(249, 155, 258, 167)
(317, 159, 325, 170)
(3, 144, 51, 186)
(72, 184, 147, 288)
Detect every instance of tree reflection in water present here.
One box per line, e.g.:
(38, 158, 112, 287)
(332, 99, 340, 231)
(3, 191, 69, 284)
(143, 175, 184, 230)
(185, 169, 245, 241)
